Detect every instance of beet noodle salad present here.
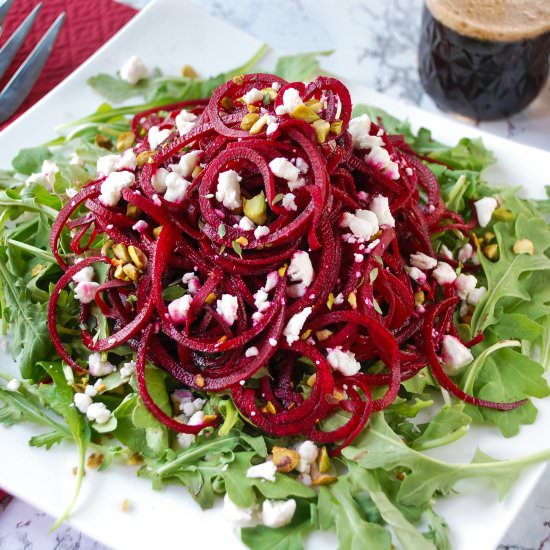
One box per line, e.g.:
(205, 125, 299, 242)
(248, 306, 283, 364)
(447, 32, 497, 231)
(2, 51, 550, 550)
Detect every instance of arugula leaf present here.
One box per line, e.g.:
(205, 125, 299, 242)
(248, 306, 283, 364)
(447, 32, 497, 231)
(344, 413, 550, 509)
(423, 508, 451, 550)
(273, 51, 332, 82)
(12, 146, 52, 175)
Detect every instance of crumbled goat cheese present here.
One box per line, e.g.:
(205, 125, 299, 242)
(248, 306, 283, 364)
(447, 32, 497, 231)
(467, 286, 487, 305)
(439, 244, 454, 260)
(216, 170, 242, 210)
(170, 150, 201, 179)
(326, 347, 362, 376)
(177, 433, 196, 449)
(369, 195, 395, 227)
(86, 402, 111, 424)
(247, 460, 277, 482)
(239, 216, 256, 231)
(152, 167, 169, 193)
(168, 294, 193, 325)
(275, 88, 303, 115)
(216, 294, 239, 326)
(242, 87, 264, 104)
(261, 499, 296, 528)
(74, 393, 92, 414)
(74, 281, 100, 304)
(432, 262, 457, 285)
(440, 335, 473, 375)
(188, 410, 205, 426)
(254, 225, 270, 239)
(455, 274, 477, 300)
(294, 157, 309, 174)
(245, 346, 259, 357)
(99, 171, 135, 206)
(340, 209, 379, 241)
(120, 56, 148, 85)
(7, 379, 21, 392)
(269, 157, 300, 182)
(175, 110, 197, 136)
(474, 197, 498, 227)
(88, 352, 116, 377)
(288, 251, 314, 287)
(119, 360, 136, 379)
(366, 146, 400, 180)
(132, 220, 148, 233)
(163, 172, 190, 203)
(72, 266, 95, 284)
(282, 193, 297, 211)
(283, 307, 312, 345)
(405, 265, 426, 284)
(148, 126, 171, 149)
(458, 243, 473, 263)
(409, 252, 437, 270)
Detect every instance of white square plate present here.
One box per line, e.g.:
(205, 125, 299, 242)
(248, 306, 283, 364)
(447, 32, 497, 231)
(1, 1, 550, 549)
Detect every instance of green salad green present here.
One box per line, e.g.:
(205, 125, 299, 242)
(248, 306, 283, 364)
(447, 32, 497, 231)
(1, 49, 550, 550)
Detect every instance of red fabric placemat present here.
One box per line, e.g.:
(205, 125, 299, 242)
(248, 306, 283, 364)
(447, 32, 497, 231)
(0, 0, 137, 128)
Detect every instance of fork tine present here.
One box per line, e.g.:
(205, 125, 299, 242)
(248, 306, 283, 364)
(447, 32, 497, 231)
(0, 0, 15, 28)
(0, 12, 65, 124)
(0, 3, 43, 81)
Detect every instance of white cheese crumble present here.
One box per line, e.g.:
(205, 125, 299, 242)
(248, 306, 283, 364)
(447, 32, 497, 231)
(326, 347, 362, 376)
(283, 307, 312, 345)
(74, 392, 92, 414)
(120, 360, 136, 380)
(152, 167, 169, 193)
(366, 146, 400, 180)
(458, 243, 473, 263)
(254, 225, 270, 239)
(288, 251, 314, 287)
(88, 353, 116, 377)
(369, 195, 395, 227)
(86, 402, 111, 424)
(474, 197, 498, 227)
(216, 170, 242, 210)
(72, 266, 94, 284)
(148, 126, 171, 150)
(170, 150, 201, 179)
(239, 216, 256, 231)
(247, 460, 277, 482)
(261, 499, 296, 528)
(440, 335, 473, 375)
(245, 346, 259, 358)
(432, 262, 457, 285)
(168, 294, 193, 325)
(409, 252, 437, 270)
(405, 265, 426, 284)
(439, 244, 454, 260)
(348, 114, 372, 149)
(216, 294, 239, 326)
(164, 173, 190, 203)
(242, 87, 264, 104)
(467, 286, 487, 305)
(223, 494, 260, 528)
(340, 209, 379, 241)
(74, 281, 100, 304)
(7, 379, 21, 392)
(120, 56, 148, 85)
(175, 110, 198, 136)
(269, 157, 300, 182)
(455, 273, 477, 300)
(275, 87, 303, 115)
(282, 193, 297, 211)
(99, 171, 135, 206)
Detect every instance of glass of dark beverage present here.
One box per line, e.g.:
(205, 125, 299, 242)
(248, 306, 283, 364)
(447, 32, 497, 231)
(418, 0, 550, 120)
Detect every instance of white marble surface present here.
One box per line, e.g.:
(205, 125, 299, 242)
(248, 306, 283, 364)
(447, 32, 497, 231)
(1, 0, 549, 548)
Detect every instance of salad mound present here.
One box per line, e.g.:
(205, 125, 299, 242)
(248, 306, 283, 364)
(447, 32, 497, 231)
(1, 51, 550, 550)
(50, 73, 522, 450)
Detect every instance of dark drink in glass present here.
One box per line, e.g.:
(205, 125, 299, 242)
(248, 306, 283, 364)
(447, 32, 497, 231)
(418, 0, 550, 120)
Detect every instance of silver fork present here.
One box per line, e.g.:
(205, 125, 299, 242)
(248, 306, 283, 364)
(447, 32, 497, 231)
(0, 0, 65, 124)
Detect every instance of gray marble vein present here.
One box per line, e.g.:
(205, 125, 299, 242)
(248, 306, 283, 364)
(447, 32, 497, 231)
(2, 0, 550, 548)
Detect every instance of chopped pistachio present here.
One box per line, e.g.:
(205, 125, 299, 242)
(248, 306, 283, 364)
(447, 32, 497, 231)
(312, 474, 337, 486)
(483, 231, 495, 243)
(493, 207, 516, 222)
(243, 190, 267, 225)
(312, 119, 331, 144)
(261, 88, 278, 102)
(220, 96, 234, 111)
(101, 239, 114, 256)
(31, 264, 45, 277)
(278, 264, 288, 277)
(348, 291, 357, 309)
(232, 74, 245, 86)
(126, 204, 140, 219)
(122, 263, 140, 282)
(116, 131, 135, 152)
(195, 374, 206, 388)
(326, 292, 335, 310)
(305, 99, 323, 112)
(330, 120, 343, 135)
(128, 245, 148, 270)
(307, 373, 317, 387)
(152, 226, 163, 239)
(249, 115, 268, 135)
(273, 446, 300, 473)
(205, 292, 217, 305)
(114, 264, 129, 281)
(235, 236, 249, 247)
(192, 165, 202, 178)
(113, 243, 131, 263)
(121, 498, 130, 512)
(181, 64, 198, 78)
(483, 243, 499, 260)
(136, 150, 154, 166)
(265, 401, 277, 415)
(513, 238, 534, 255)
(126, 453, 143, 466)
(301, 329, 312, 340)
(87, 453, 104, 469)
(414, 291, 425, 306)
(240, 112, 260, 130)
(318, 446, 331, 473)
(95, 134, 113, 150)
(290, 104, 320, 123)
(203, 414, 217, 423)
(315, 329, 333, 341)
(247, 104, 260, 113)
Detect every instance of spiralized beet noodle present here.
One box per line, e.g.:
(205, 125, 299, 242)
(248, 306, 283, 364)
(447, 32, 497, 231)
(49, 73, 524, 451)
